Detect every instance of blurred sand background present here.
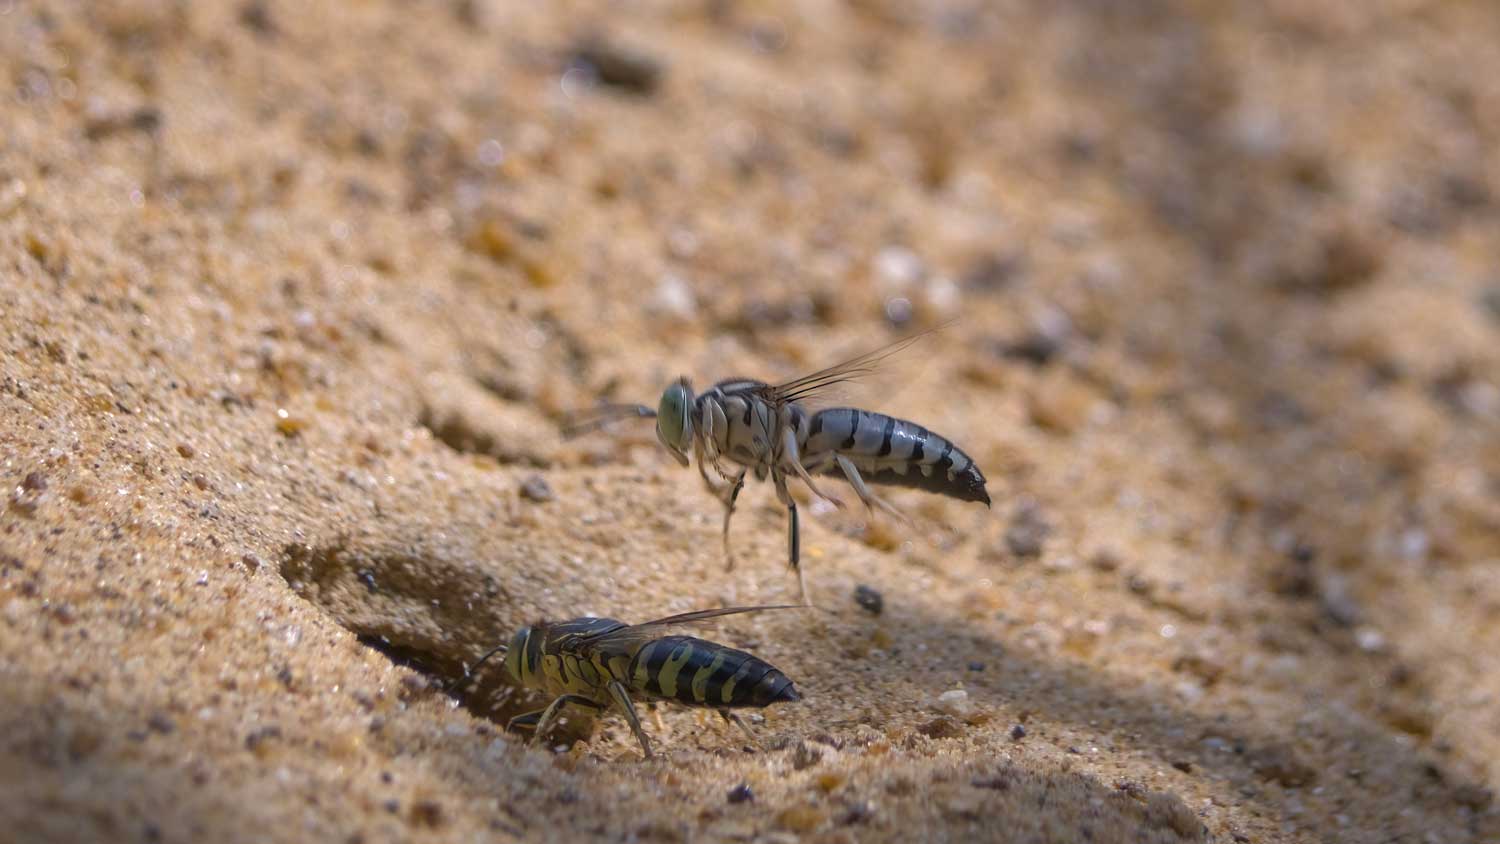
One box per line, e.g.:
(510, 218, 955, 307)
(3, 1, 1499, 842)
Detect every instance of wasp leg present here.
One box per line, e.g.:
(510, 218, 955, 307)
(512, 694, 604, 745)
(782, 428, 844, 509)
(834, 454, 913, 527)
(605, 681, 654, 759)
(695, 443, 748, 571)
(695, 439, 721, 489)
(720, 469, 745, 572)
(506, 708, 547, 731)
(772, 470, 811, 607)
(717, 709, 763, 751)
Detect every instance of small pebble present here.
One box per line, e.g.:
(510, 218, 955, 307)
(934, 689, 972, 718)
(874, 245, 924, 287)
(409, 800, 445, 829)
(962, 252, 1024, 291)
(572, 38, 662, 95)
(649, 273, 696, 318)
(240, 0, 277, 35)
(967, 661, 985, 672)
(1000, 332, 1063, 365)
(1003, 499, 1051, 559)
(1090, 548, 1122, 571)
(840, 801, 875, 825)
(274, 409, 306, 437)
(853, 584, 883, 615)
(1010, 724, 1026, 741)
(726, 783, 754, 804)
(245, 725, 282, 754)
(518, 475, 554, 502)
(1355, 627, 1387, 652)
(21, 471, 47, 492)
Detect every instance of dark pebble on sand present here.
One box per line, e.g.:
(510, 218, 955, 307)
(519, 475, 555, 502)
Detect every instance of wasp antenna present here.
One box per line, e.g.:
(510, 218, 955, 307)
(445, 642, 508, 694)
(560, 403, 657, 439)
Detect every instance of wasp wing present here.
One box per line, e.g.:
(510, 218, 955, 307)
(754, 321, 952, 409)
(577, 605, 801, 654)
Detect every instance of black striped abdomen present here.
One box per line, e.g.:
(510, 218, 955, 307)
(804, 408, 990, 506)
(628, 636, 800, 709)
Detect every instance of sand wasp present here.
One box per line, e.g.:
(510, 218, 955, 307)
(453, 606, 801, 758)
(567, 328, 991, 603)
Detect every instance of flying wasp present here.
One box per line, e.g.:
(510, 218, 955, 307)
(566, 328, 992, 604)
(452, 606, 801, 758)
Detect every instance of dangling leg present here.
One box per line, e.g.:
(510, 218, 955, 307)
(782, 429, 843, 508)
(605, 680, 654, 759)
(696, 441, 748, 571)
(695, 440, 728, 494)
(511, 694, 605, 744)
(720, 469, 745, 571)
(718, 709, 763, 750)
(834, 455, 913, 527)
(773, 471, 811, 606)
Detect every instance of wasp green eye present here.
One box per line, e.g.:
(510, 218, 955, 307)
(656, 381, 692, 452)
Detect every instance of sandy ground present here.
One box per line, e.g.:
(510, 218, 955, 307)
(3, 1, 1500, 842)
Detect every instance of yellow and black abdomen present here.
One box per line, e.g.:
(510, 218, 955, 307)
(627, 635, 799, 709)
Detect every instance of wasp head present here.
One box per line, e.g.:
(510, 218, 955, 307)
(503, 625, 537, 687)
(654, 377, 694, 466)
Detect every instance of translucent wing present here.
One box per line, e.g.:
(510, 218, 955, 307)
(756, 321, 952, 409)
(579, 605, 801, 651)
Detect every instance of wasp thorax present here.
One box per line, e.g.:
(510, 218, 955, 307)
(655, 379, 694, 463)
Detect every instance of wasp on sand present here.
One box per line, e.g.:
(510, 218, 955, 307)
(451, 606, 800, 758)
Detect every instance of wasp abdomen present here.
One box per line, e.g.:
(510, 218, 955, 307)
(806, 408, 990, 506)
(630, 635, 799, 708)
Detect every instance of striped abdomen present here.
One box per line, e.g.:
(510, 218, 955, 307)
(626, 635, 800, 709)
(804, 408, 990, 505)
